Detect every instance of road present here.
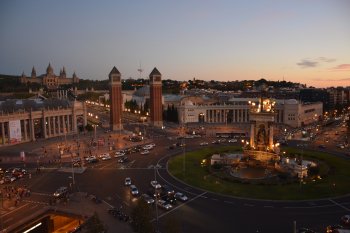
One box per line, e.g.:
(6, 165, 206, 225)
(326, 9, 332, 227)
(1, 123, 350, 232)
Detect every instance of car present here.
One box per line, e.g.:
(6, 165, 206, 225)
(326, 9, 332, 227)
(98, 153, 109, 159)
(118, 157, 129, 163)
(141, 194, 155, 204)
(114, 151, 125, 158)
(162, 195, 176, 205)
(218, 138, 226, 143)
(341, 215, 350, 226)
(318, 145, 326, 149)
(161, 184, 175, 196)
(150, 180, 162, 189)
(228, 139, 237, 143)
(140, 150, 150, 155)
(297, 228, 316, 233)
(174, 192, 188, 201)
(325, 225, 345, 233)
(130, 185, 139, 196)
(124, 177, 131, 186)
(53, 186, 68, 198)
(200, 142, 208, 146)
(212, 140, 219, 144)
(157, 199, 172, 210)
(101, 154, 111, 160)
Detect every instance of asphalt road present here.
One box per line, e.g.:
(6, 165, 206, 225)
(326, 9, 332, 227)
(1, 127, 350, 233)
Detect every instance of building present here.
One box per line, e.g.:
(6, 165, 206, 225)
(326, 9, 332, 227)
(177, 96, 323, 128)
(109, 66, 123, 131)
(0, 99, 87, 146)
(20, 63, 79, 89)
(149, 68, 163, 127)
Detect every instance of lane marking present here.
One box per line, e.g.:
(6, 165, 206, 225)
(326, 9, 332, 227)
(152, 192, 207, 221)
(3, 217, 13, 224)
(31, 192, 51, 196)
(1, 203, 30, 217)
(329, 199, 350, 211)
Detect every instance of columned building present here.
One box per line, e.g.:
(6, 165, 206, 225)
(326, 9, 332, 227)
(178, 97, 323, 128)
(0, 99, 87, 146)
(109, 66, 123, 131)
(149, 68, 163, 127)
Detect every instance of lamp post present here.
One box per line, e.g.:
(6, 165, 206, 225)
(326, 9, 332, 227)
(154, 165, 159, 233)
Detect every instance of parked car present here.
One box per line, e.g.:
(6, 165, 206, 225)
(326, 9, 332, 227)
(157, 199, 172, 210)
(161, 184, 175, 196)
(101, 154, 111, 160)
(130, 185, 139, 196)
(341, 214, 350, 226)
(140, 150, 150, 155)
(200, 142, 208, 146)
(228, 139, 237, 143)
(124, 177, 131, 186)
(150, 180, 162, 189)
(141, 194, 155, 204)
(174, 192, 188, 201)
(114, 151, 125, 158)
(53, 186, 68, 198)
(118, 157, 129, 163)
(162, 195, 176, 205)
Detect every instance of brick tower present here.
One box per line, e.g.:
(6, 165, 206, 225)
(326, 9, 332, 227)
(109, 66, 123, 131)
(149, 67, 163, 127)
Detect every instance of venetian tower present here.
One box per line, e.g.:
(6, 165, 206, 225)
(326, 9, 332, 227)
(149, 67, 163, 127)
(109, 66, 123, 131)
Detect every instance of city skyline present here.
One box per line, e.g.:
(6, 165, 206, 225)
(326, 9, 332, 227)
(1, 0, 349, 88)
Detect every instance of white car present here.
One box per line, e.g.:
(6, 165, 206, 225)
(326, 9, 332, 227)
(101, 154, 111, 160)
(124, 177, 131, 186)
(114, 152, 125, 158)
(157, 199, 172, 210)
(228, 139, 237, 143)
(140, 150, 150, 155)
(174, 192, 188, 202)
(150, 180, 162, 189)
(142, 145, 153, 150)
(200, 142, 208, 146)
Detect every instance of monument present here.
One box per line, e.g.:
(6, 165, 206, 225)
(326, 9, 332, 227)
(149, 68, 163, 127)
(244, 97, 280, 162)
(109, 66, 123, 131)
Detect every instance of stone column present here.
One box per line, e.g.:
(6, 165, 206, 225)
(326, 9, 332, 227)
(7, 122, 10, 144)
(23, 119, 28, 141)
(43, 116, 47, 139)
(30, 117, 35, 141)
(269, 124, 274, 149)
(48, 117, 52, 137)
(62, 115, 66, 134)
(250, 123, 255, 148)
(67, 115, 71, 133)
(58, 116, 61, 135)
(1, 122, 5, 145)
(53, 116, 56, 136)
(83, 102, 87, 127)
(233, 109, 235, 122)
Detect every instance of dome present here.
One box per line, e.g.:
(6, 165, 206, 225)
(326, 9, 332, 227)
(133, 85, 150, 97)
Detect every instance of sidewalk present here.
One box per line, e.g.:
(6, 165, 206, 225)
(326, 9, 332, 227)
(56, 192, 134, 233)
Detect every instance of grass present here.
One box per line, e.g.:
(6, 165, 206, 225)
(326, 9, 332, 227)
(168, 146, 350, 200)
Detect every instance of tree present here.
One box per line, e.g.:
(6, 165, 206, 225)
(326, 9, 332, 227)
(131, 199, 154, 233)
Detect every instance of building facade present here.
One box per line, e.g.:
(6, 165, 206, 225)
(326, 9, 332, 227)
(177, 97, 322, 128)
(0, 99, 87, 146)
(20, 63, 79, 89)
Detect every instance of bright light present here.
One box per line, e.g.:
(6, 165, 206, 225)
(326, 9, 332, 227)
(23, 222, 42, 233)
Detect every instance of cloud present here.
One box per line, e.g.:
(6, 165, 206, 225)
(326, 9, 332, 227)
(297, 57, 336, 69)
(318, 57, 336, 63)
(297, 59, 318, 68)
(330, 64, 350, 71)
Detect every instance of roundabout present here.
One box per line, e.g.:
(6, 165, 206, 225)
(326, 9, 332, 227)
(167, 146, 350, 200)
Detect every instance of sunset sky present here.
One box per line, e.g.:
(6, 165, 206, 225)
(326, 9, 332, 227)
(1, 0, 349, 87)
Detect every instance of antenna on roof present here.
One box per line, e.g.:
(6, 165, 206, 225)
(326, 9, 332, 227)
(137, 61, 143, 79)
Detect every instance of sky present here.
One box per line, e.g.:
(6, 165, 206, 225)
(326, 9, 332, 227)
(0, 0, 349, 88)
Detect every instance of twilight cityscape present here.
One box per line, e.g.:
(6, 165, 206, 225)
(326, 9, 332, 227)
(0, 1, 349, 233)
